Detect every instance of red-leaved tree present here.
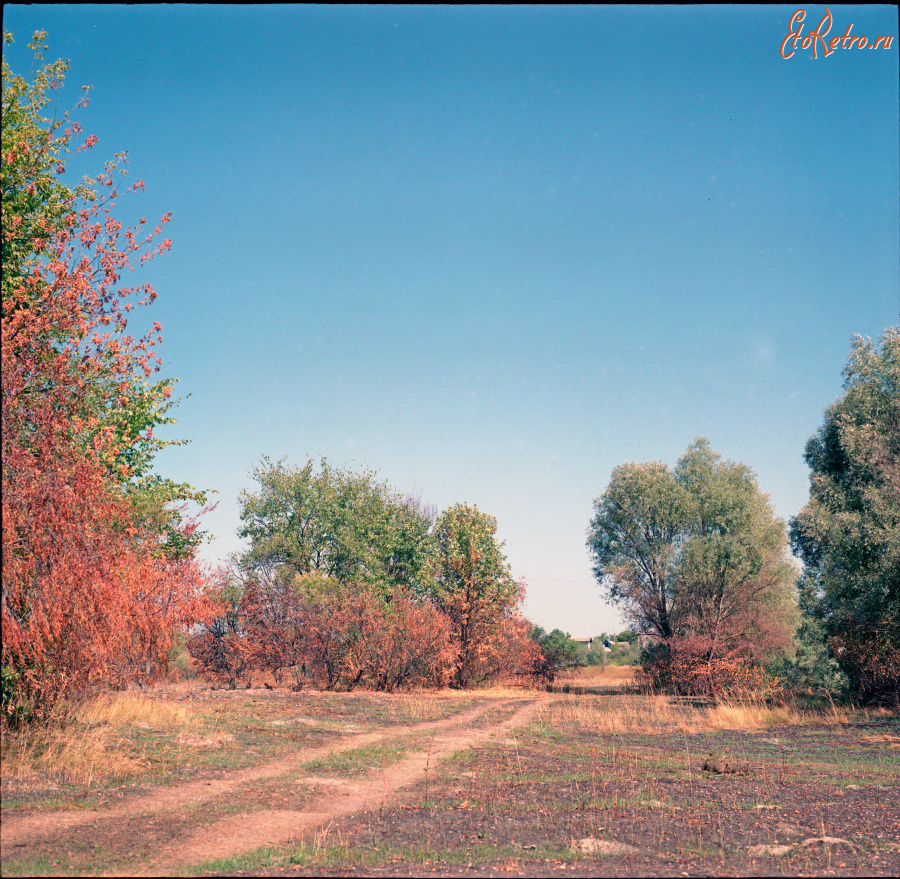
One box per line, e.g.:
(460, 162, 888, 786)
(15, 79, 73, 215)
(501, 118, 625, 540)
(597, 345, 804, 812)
(2, 31, 212, 722)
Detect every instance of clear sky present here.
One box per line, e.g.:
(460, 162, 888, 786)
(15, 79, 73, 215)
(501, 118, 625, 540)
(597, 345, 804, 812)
(4, 5, 898, 637)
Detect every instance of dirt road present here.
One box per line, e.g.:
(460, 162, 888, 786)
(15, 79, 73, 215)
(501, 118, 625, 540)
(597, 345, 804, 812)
(1, 695, 547, 875)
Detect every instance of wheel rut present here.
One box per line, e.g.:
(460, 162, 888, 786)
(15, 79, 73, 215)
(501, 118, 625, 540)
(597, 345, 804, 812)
(1, 695, 548, 875)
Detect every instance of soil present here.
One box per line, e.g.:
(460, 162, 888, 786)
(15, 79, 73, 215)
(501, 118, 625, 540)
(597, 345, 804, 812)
(1, 693, 543, 876)
(1, 691, 898, 878)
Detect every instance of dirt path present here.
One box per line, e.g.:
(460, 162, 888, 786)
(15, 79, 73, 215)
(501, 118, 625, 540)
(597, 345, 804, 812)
(1, 695, 547, 875)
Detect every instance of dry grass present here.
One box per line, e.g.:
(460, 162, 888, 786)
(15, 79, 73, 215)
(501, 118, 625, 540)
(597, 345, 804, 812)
(406, 684, 544, 701)
(71, 692, 193, 728)
(364, 693, 462, 722)
(558, 665, 637, 684)
(536, 693, 849, 735)
(0, 693, 195, 785)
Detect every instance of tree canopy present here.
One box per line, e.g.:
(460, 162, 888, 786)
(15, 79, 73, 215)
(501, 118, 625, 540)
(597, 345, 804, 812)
(2, 31, 211, 722)
(587, 439, 796, 694)
(791, 328, 900, 705)
(235, 456, 433, 601)
(423, 503, 529, 687)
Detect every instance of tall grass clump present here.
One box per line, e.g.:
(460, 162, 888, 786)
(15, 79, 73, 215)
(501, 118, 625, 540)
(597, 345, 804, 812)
(536, 693, 848, 735)
(0, 693, 194, 785)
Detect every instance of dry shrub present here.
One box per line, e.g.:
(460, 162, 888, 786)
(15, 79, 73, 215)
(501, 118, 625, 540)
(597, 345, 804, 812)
(185, 628, 249, 689)
(434, 577, 542, 689)
(458, 613, 544, 688)
(831, 621, 900, 708)
(188, 572, 545, 692)
(188, 580, 460, 692)
(639, 636, 782, 700)
(338, 589, 455, 691)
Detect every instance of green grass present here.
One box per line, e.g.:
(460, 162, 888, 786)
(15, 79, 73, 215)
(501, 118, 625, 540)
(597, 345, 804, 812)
(188, 836, 580, 875)
(302, 741, 409, 776)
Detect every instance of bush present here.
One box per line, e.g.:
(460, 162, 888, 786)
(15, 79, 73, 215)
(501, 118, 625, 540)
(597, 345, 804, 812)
(831, 620, 900, 708)
(530, 627, 584, 684)
(186, 567, 544, 692)
(331, 588, 456, 691)
(639, 636, 781, 699)
(167, 632, 197, 681)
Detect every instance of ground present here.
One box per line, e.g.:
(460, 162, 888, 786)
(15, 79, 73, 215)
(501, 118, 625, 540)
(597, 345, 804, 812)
(1, 670, 898, 877)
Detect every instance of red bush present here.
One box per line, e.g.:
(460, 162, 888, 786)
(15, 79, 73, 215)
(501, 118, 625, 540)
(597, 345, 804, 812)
(639, 635, 780, 699)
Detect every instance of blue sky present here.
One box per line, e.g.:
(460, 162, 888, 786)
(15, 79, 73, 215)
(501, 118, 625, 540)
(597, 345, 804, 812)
(4, 5, 898, 637)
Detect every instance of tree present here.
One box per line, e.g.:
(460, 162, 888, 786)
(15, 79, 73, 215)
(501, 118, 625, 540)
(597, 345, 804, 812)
(585, 461, 691, 639)
(673, 439, 797, 668)
(218, 478, 541, 691)
(1, 31, 206, 551)
(236, 457, 433, 601)
(426, 503, 528, 688)
(2, 32, 211, 722)
(587, 439, 797, 695)
(791, 328, 900, 705)
(529, 627, 584, 684)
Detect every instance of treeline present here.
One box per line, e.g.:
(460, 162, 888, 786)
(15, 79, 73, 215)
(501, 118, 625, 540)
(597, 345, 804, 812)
(587, 328, 899, 706)
(187, 459, 543, 691)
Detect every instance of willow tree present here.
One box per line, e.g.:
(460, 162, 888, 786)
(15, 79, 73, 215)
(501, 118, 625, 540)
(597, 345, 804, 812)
(588, 439, 797, 693)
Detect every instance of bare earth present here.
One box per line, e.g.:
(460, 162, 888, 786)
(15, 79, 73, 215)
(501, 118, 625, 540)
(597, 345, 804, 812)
(2, 687, 899, 877)
(1, 694, 545, 876)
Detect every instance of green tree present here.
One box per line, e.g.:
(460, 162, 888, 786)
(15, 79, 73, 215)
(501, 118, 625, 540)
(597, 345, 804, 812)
(529, 627, 584, 683)
(585, 636, 610, 667)
(585, 462, 690, 638)
(236, 457, 432, 601)
(2, 31, 94, 314)
(673, 439, 797, 665)
(587, 439, 797, 691)
(426, 503, 520, 688)
(791, 328, 900, 705)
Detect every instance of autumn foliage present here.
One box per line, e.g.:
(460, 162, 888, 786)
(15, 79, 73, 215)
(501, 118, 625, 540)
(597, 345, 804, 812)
(2, 32, 211, 722)
(638, 636, 781, 699)
(188, 572, 539, 692)
(186, 467, 542, 691)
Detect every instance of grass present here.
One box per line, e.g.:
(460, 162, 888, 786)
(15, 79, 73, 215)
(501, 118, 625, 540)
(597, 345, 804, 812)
(185, 828, 579, 875)
(1, 687, 368, 802)
(302, 741, 409, 776)
(561, 665, 638, 684)
(3, 684, 898, 877)
(0, 684, 490, 804)
(534, 692, 850, 736)
(0, 693, 196, 786)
